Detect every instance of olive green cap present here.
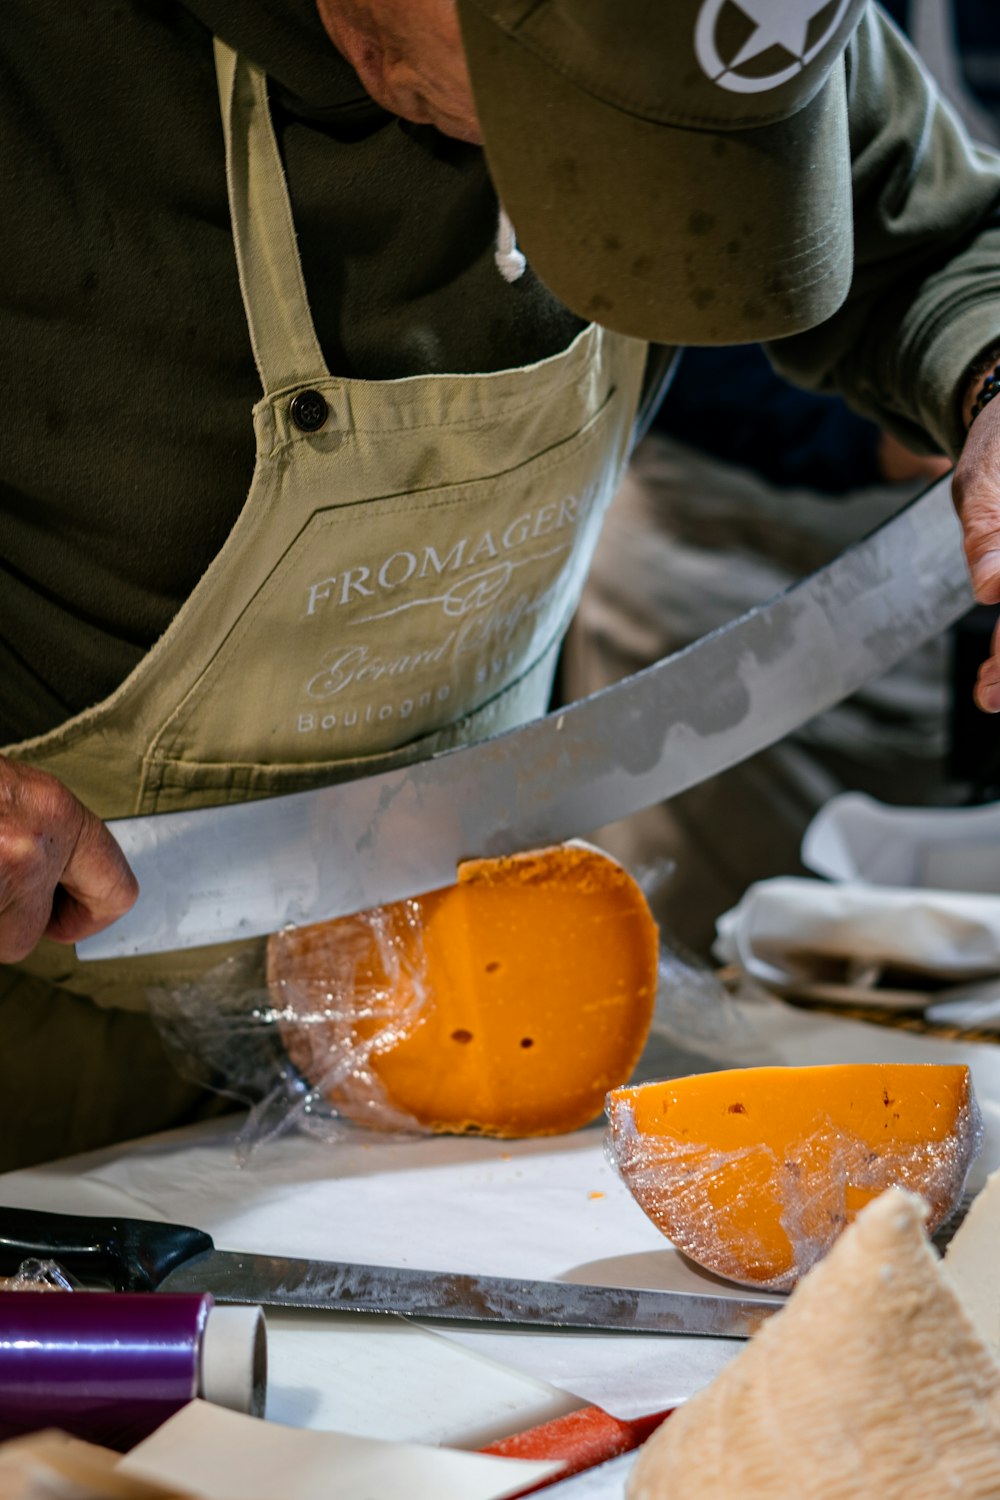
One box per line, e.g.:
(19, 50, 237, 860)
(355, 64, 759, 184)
(458, 0, 867, 343)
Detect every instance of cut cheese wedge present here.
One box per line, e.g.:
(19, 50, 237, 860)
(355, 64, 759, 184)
(607, 1063, 982, 1290)
(269, 843, 659, 1137)
(627, 1188, 1000, 1500)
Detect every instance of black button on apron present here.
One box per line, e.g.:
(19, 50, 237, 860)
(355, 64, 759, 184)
(290, 390, 329, 432)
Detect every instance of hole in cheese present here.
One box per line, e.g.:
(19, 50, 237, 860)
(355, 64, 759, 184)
(607, 1063, 983, 1291)
(269, 842, 659, 1138)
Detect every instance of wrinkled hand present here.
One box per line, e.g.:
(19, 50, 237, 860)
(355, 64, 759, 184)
(0, 757, 139, 963)
(953, 399, 1000, 713)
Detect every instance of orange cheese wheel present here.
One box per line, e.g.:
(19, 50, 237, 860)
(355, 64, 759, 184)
(269, 843, 659, 1137)
(607, 1064, 982, 1291)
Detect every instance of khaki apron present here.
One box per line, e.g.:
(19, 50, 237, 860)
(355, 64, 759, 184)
(0, 45, 645, 1160)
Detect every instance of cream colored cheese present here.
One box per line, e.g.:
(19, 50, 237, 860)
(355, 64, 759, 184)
(628, 1189, 1000, 1500)
(944, 1165, 1000, 1358)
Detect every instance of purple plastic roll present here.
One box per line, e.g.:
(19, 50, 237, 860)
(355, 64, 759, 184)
(0, 1291, 211, 1451)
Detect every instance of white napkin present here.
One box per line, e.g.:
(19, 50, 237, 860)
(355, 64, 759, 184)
(715, 792, 1000, 1001)
(714, 877, 1000, 990)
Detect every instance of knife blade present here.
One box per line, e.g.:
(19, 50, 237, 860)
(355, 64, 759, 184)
(0, 1206, 782, 1339)
(78, 475, 971, 959)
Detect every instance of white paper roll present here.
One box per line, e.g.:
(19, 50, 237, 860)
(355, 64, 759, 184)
(199, 1303, 268, 1418)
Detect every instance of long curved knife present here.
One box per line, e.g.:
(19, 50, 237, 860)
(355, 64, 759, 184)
(79, 476, 972, 959)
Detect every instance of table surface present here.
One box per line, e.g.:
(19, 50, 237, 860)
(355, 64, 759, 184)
(3, 991, 999, 1499)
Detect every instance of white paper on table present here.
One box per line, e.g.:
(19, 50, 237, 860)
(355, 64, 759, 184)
(433, 1320, 741, 1417)
(120, 1401, 557, 1500)
(4, 992, 999, 1426)
(80, 1117, 727, 1421)
(0, 1138, 585, 1445)
(542, 1452, 638, 1500)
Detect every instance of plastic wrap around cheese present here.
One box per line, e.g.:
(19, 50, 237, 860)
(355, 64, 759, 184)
(627, 1189, 1000, 1500)
(268, 843, 659, 1137)
(607, 1064, 982, 1291)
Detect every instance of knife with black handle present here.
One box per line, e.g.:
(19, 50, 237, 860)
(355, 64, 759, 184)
(0, 1205, 213, 1293)
(0, 1205, 783, 1338)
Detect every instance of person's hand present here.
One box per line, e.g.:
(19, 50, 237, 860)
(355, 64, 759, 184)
(876, 430, 952, 486)
(0, 757, 139, 963)
(952, 396, 1000, 713)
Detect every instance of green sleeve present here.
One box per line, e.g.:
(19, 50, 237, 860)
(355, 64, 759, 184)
(764, 3, 1000, 459)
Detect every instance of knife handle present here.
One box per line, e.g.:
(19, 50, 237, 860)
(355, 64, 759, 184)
(0, 1206, 214, 1291)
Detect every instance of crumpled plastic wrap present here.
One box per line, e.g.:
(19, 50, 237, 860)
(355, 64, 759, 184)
(0, 1258, 76, 1292)
(606, 1069, 984, 1292)
(638, 937, 778, 1079)
(149, 911, 432, 1161)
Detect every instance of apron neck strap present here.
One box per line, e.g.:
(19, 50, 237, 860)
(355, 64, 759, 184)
(214, 39, 329, 395)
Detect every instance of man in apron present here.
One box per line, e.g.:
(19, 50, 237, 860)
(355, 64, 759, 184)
(4, 0, 1000, 1168)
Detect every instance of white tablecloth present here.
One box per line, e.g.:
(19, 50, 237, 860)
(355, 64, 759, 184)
(4, 992, 999, 1498)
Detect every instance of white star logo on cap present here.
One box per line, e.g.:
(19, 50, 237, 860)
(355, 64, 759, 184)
(694, 0, 853, 93)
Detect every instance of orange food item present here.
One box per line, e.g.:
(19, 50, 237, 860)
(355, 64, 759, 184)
(269, 843, 659, 1137)
(607, 1063, 982, 1291)
(481, 1404, 672, 1493)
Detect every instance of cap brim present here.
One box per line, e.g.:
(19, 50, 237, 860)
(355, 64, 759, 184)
(460, 2, 853, 344)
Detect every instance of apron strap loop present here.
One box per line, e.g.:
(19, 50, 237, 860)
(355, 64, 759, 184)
(213, 40, 329, 396)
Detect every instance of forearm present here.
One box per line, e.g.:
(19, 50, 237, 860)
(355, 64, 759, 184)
(764, 5, 1000, 459)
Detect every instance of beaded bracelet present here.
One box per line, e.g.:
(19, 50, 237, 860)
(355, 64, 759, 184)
(971, 362, 1000, 424)
(965, 343, 1000, 426)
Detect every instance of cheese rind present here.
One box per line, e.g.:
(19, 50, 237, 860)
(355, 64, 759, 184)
(607, 1063, 982, 1290)
(627, 1189, 1000, 1500)
(269, 843, 659, 1137)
